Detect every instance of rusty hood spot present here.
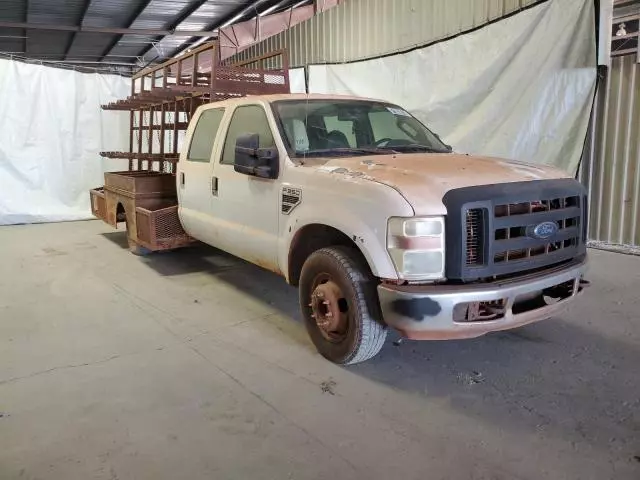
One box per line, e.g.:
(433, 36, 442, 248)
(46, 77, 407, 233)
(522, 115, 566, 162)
(316, 165, 375, 181)
(361, 159, 386, 167)
(311, 153, 571, 215)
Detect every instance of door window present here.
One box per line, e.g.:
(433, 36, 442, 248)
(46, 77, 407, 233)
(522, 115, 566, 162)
(221, 105, 275, 165)
(187, 108, 225, 162)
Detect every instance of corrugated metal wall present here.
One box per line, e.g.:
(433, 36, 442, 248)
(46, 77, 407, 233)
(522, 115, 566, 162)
(580, 55, 640, 247)
(230, 0, 540, 67)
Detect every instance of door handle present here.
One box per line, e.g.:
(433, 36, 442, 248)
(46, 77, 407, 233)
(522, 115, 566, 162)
(211, 176, 219, 196)
(180, 172, 185, 187)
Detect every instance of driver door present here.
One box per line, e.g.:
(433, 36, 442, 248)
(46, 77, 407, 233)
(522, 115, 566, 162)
(208, 104, 282, 273)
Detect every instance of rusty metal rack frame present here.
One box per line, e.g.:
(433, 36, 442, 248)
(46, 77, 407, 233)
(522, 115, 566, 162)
(100, 40, 290, 172)
(612, 12, 640, 62)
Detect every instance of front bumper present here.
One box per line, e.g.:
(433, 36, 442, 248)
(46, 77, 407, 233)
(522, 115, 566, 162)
(378, 259, 588, 340)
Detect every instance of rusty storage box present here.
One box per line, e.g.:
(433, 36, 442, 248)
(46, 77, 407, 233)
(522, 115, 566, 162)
(91, 171, 194, 252)
(89, 187, 107, 221)
(135, 204, 193, 251)
(104, 171, 176, 198)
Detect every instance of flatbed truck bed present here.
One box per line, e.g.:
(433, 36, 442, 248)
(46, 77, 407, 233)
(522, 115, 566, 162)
(90, 171, 193, 253)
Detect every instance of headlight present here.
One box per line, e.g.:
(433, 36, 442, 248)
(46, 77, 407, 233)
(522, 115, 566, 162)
(387, 216, 445, 280)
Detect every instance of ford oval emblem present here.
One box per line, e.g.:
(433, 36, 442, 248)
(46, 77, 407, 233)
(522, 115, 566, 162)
(532, 221, 558, 239)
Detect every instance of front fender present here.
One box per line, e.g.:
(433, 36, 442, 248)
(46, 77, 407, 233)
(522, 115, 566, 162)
(278, 205, 399, 282)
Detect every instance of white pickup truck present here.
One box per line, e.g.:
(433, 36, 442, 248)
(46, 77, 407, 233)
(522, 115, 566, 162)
(94, 93, 589, 364)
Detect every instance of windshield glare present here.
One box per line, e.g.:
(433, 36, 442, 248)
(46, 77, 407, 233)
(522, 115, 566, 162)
(272, 99, 451, 157)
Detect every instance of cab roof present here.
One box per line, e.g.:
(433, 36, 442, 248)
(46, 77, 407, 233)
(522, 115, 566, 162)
(202, 93, 389, 108)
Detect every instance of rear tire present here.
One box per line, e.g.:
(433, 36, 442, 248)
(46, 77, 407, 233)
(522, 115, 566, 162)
(299, 246, 387, 365)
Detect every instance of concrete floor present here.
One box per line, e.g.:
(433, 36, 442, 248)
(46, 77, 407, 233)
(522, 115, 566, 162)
(0, 221, 638, 480)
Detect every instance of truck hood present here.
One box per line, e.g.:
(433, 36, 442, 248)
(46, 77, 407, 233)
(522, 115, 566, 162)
(314, 153, 571, 215)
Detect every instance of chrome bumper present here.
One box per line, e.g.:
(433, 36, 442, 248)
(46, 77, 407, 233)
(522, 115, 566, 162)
(378, 259, 588, 340)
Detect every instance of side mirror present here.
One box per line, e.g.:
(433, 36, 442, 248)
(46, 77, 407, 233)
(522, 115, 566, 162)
(234, 133, 279, 179)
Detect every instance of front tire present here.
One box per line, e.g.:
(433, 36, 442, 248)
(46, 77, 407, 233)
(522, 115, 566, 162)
(299, 247, 387, 365)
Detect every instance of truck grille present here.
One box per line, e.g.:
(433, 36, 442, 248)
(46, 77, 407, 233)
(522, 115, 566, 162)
(444, 180, 587, 281)
(466, 209, 484, 265)
(488, 196, 580, 264)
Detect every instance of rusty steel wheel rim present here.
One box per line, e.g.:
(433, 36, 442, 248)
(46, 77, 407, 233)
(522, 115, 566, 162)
(309, 275, 350, 343)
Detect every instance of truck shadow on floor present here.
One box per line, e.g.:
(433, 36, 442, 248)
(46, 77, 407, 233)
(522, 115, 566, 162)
(102, 230, 310, 350)
(103, 232, 303, 320)
(100, 231, 130, 250)
(352, 316, 640, 463)
(103, 231, 640, 463)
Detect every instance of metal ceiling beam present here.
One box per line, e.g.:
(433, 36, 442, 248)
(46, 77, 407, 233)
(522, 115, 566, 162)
(63, 0, 93, 60)
(7, 52, 141, 59)
(0, 20, 219, 37)
(176, 0, 311, 56)
(128, 0, 215, 62)
(144, 0, 279, 64)
(22, 0, 28, 55)
(15, 56, 136, 66)
(97, 0, 156, 62)
(258, 0, 299, 17)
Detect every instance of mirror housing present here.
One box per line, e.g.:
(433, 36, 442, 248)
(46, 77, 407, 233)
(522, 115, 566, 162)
(234, 133, 279, 179)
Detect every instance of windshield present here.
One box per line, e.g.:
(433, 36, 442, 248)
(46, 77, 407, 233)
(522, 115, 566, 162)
(272, 99, 451, 158)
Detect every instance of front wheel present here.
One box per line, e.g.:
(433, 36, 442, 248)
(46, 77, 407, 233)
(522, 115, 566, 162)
(299, 247, 387, 365)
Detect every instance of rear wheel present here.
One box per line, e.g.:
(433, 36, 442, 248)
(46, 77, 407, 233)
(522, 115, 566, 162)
(299, 247, 387, 365)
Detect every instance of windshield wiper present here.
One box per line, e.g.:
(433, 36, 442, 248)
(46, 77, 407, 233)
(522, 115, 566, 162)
(299, 147, 392, 157)
(378, 144, 451, 153)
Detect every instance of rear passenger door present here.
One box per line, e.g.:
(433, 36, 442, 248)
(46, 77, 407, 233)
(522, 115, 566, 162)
(177, 107, 225, 242)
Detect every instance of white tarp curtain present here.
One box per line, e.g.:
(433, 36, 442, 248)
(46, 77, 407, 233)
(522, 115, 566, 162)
(289, 68, 307, 94)
(0, 59, 130, 225)
(309, 0, 597, 175)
